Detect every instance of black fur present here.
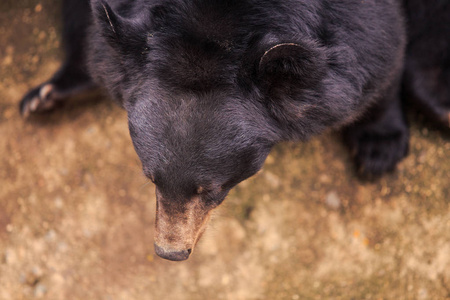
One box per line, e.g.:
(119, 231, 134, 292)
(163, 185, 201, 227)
(20, 0, 449, 205)
(402, 0, 450, 129)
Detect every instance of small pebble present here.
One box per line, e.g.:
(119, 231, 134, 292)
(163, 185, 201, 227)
(4, 249, 17, 265)
(325, 191, 341, 210)
(45, 229, 56, 242)
(54, 197, 63, 208)
(34, 283, 47, 298)
(418, 288, 428, 299)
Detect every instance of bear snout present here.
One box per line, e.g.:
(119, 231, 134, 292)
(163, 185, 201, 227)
(154, 190, 213, 261)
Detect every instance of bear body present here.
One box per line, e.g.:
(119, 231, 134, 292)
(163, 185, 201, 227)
(402, 0, 450, 126)
(19, 0, 450, 261)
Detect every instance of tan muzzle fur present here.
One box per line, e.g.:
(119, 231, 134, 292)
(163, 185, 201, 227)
(154, 189, 212, 261)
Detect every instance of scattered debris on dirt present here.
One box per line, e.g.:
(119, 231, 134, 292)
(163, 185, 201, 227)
(1, 1, 449, 299)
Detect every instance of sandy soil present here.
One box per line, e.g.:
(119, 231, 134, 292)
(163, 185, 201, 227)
(1, 1, 449, 299)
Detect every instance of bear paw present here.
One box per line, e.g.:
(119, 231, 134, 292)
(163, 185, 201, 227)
(345, 129, 409, 179)
(19, 83, 57, 118)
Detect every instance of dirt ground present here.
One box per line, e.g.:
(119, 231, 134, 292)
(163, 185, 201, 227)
(1, 1, 449, 299)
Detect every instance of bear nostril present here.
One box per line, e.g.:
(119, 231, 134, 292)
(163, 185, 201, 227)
(154, 243, 191, 261)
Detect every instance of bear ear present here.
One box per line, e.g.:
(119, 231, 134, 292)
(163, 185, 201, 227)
(258, 42, 326, 89)
(91, 0, 147, 54)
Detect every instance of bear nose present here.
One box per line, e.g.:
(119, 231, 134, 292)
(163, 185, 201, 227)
(154, 243, 192, 261)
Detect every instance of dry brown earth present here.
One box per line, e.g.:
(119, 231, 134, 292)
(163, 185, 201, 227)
(1, 1, 449, 299)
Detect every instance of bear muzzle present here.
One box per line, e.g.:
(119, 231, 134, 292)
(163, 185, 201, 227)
(154, 191, 212, 261)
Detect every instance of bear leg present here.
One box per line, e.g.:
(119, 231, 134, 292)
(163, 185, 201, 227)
(403, 61, 450, 129)
(402, 0, 450, 129)
(20, 0, 94, 117)
(343, 78, 409, 179)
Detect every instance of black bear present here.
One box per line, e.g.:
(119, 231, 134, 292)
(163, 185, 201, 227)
(19, 0, 450, 261)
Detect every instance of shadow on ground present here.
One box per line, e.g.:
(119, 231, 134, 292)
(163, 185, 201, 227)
(0, 1, 449, 299)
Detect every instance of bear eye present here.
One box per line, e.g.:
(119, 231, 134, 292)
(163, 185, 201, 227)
(196, 186, 204, 194)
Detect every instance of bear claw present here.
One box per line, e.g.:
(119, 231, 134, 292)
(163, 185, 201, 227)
(29, 97, 40, 111)
(20, 83, 56, 118)
(39, 83, 53, 100)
